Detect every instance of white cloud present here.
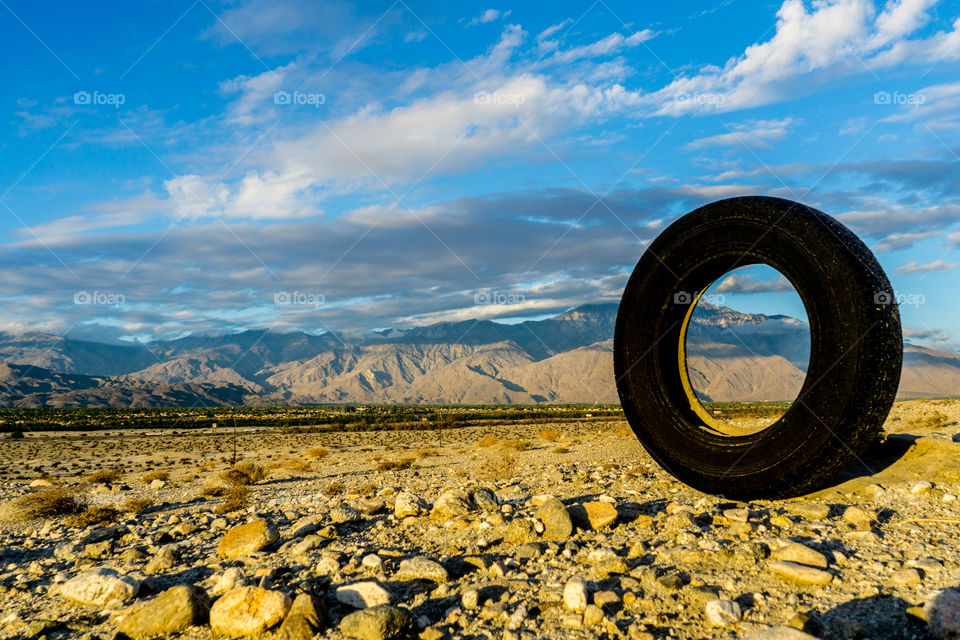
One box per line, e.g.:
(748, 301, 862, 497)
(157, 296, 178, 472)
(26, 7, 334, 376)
(897, 259, 959, 273)
(468, 9, 510, 26)
(684, 118, 797, 150)
(542, 30, 657, 65)
(714, 273, 793, 293)
(871, 230, 940, 252)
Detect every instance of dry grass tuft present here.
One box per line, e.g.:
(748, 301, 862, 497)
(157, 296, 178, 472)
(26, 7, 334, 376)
(500, 439, 532, 452)
(220, 460, 266, 486)
(2, 487, 82, 521)
(475, 434, 499, 448)
(325, 481, 345, 495)
(552, 446, 571, 454)
(539, 428, 562, 442)
(85, 468, 122, 484)
(215, 486, 249, 515)
(64, 506, 122, 528)
(272, 456, 312, 472)
(477, 452, 516, 481)
(306, 446, 331, 459)
(415, 446, 439, 458)
(123, 498, 154, 514)
(356, 482, 378, 497)
(376, 458, 414, 472)
(142, 469, 169, 484)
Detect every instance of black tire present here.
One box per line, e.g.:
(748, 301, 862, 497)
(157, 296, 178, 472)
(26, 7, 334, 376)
(614, 196, 902, 500)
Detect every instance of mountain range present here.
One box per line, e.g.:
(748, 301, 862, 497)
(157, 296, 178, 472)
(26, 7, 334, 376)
(0, 303, 956, 407)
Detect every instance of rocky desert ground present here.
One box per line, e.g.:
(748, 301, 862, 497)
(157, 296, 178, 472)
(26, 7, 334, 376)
(2, 399, 960, 640)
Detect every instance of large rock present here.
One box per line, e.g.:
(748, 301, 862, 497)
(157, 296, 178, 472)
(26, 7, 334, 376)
(705, 599, 742, 627)
(209, 586, 291, 637)
(59, 568, 140, 608)
(331, 506, 361, 524)
(117, 585, 209, 639)
(430, 488, 472, 520)
(339, 605, 412, 640)
(393, 492, 426, 518)
(563, 578, 588, 612)
(569, 502, 618, 530)
(277, 593, 326, 640)
(924, 589, 960, 639)
(396, 557, 448, 583)
(536, 497, 573, 540)
(336, 582, 392, 608)
(218, 519, 279, 559)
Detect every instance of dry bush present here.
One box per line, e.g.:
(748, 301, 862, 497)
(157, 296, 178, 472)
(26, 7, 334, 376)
(552, 446, 571, 454)
(625, 465, 646, 476)
(64, 506, 122, 528)
(306, 446, 330, 459)
(85, 468, 122, 484)
(912, 411, 949, 431)
(2, 487, 82, 521)
(615, 424, 633, 437)
(220, 460, 266, 486)
(215, 487, 249, 515)
(415, 447, 439, 458)
(272, 457, 312, 472)
(325, 481, 344, 495)
(475, 434, 499, 448)
(476, 452, 516, 481)
(123, 498, 154, 514)
(500, 440, 532, 452)
(539, 428, 562, 442)
(376, 458, 414, 472)
(356, 482, 378, 497)
(142, 469, 169, 483)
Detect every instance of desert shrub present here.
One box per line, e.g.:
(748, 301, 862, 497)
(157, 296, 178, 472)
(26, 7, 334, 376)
(3, 487, 82, 521)
(500, 440, 532, 452)
(123, 498, 154, 514)
(8, 430, 24, 439)
(376, 458, 414, 472)
(539, 428, 562, 442)
(275, 457, 312, 471)
(220, 461, 266, 486)
(85, 468, 122, 484)
(552, 446, 571, 454)
(477, 452, 516, 481)
(64, 506, 122, 528)
(216, 486, 249, 515)
(357, 482, 378, 497)
(142, 469, 170, 483)
(475, 434, 499, 448)
(415, 447, 439, 458)
(325, 481, 344, 495)
(306, 446, 330, 459)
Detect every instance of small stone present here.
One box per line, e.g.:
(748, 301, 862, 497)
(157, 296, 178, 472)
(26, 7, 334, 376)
(145, 546, 178, 573)
(925, 589, 960, 638)
(396, 557, 448, 583)
(570, 502, 618, 530)
(563, 578, 589, 612)
(339, 605, 412, 640)
(287, 515, 324, 538)
(892, 568, 922, 586)
(394, 492, 427, 518)
(277, 593, 326, 640)
(536, 497, 573, 540)
(768, 561, 833, 586)
(784, 502, 830, 521)
(117, 585, 209, 639)
(705, 599, 742, 627)
(362, 554, 384, 572)
(470, 487, 498, 511)
(593, 591, 620, 609)
(842, 506, 875, 530)
(430, 489, 472, 520)
(744, 627, 820, 640)
(213, 567, 246, 594)
(771, 541, 828, 568)
(462, 588, 480, 609)
(359, 499, 385, 515)
(331, 506, 361, 524)
(209, 586, 291, 637)
(218, 519, 280, 559)
(514, 543, 542, 559)
(505, 518, 538, 543)
(583, 604, 604, 625)
(911, 480, 934, 495)
(58, 568, 140, 608)
(149, 479, 166, 490)
(336, 582, 392, 608)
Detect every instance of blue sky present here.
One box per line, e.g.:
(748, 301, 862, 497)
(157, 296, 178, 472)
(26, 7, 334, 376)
(1, 0, 959, 350)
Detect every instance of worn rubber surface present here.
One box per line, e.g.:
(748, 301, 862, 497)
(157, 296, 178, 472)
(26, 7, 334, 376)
(614, 196, 902, 499)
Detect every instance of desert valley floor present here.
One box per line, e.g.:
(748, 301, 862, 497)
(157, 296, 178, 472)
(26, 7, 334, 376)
(2, 400, 960, 639)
